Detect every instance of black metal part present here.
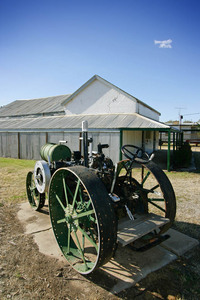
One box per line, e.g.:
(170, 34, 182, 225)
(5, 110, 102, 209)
(73, 151, 82, 161)
(121, 144, 150, 162)
(129, 234, 170, 252)
(97, 143, 109, 154)
(83, 131, 89, 167)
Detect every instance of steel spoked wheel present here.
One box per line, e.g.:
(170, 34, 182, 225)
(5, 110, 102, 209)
(48, 166, 117, 275)
(133, 161, 176, 233)
(26, 171, 45, 211)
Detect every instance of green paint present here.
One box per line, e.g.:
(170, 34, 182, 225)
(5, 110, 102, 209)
(72, 179, 80, 212)
(119, 130, 123, 160)
(148, 200, 166, 213)
(55, 194, 66, 212)
(167, 130, 171, 172)
(62, 176, 69, 206)
(73, 209, 94, 220)
(78, 225, 98, 251)
(142, 171, 150, 186)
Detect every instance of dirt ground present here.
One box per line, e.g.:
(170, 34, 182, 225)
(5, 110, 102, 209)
(0, 151, 200, 300)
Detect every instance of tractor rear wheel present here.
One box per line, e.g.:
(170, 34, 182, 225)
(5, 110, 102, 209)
(48, 166, 117, 275)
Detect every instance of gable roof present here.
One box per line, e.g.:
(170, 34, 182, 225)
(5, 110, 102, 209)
(62, 75, 161, 116)
(0, 94, 70, 118)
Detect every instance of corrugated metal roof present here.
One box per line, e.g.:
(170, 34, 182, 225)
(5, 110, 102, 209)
(0, 113, 170, 131)
(0, 94, 70, 117)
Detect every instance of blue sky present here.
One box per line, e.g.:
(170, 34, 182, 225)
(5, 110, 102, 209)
(0, 0, 200, 122)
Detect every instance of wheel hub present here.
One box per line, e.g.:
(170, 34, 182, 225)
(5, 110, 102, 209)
(65, 205, 79, 229)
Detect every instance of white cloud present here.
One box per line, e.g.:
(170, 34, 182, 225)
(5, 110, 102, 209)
(154, 39, 172, 48)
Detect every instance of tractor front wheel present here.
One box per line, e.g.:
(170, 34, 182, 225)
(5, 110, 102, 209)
(26, 171, 45, 211)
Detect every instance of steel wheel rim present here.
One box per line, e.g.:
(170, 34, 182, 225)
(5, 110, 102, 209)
(49, 167, 113, 274)
(134, 162, 176, 233)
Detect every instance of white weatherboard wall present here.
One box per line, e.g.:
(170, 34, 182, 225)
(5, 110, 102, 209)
(122, 130, 159, 156)
(123, 131, 142, 148)
(64, 78, 160, 121)
(89, 131, 120, 163)
(138, 103, 159, 121)
(64, 80, 138, 115)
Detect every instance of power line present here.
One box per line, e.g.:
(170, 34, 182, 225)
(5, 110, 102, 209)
(183, 113, 200, 116)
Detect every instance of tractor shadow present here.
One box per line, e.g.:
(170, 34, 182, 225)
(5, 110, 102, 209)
(86, 221, 200, 296)
(39, 204, 49, 215)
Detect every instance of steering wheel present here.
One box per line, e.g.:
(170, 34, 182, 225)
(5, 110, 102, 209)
(121, 144, 149, 161)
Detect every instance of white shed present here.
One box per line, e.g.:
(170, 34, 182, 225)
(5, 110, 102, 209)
(0, 75, 174, 169)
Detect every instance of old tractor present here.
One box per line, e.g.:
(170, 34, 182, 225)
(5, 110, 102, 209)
(26, 121, 176, 275)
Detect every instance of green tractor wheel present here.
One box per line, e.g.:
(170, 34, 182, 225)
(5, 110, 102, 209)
(48, 166, 117, 275)
(140, 161, 176, 233)
(26, 171, 45, 211)
(114, 160, 176, 234)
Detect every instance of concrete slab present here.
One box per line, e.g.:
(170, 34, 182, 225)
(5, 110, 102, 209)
(33, 229, 66, 262)
(18, 202, 51, 234)
(17, 203, 66, 262)
(102, 245, 177, 294)
(160, 228, 199, 256)
(17, 202, 199, 294)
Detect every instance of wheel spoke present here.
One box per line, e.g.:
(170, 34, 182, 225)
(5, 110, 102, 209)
(151, 184, 159, 191)
(149, 198, 165, 202)
(77, 225, 98, 251)
(142, 171, 150, 186)
(57, 218, 66, 224)
(74, 230, 88, 270)
(148, 200, 166, 212)
(72, 179, 80, 212)
(67, 224, 71, 254)
(66, 184, 73, 198)
(86, 198, 92, 209)
(55, 193, 66, 212)
(90, 216, 97, 223)
(89, 228, 96, 243)
(73, 209, 94, 220)
(62, 176, 69, 207)
(79, 186, 83, 203)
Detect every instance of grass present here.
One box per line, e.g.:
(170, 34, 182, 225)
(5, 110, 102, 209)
(0, 157, 35, 168)
(0, 157, 35, 205)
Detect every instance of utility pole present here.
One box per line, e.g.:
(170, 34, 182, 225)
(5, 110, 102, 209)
(175, 107, 186, 130)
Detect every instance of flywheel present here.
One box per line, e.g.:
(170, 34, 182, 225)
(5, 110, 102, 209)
(34, 160, 51, 194)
